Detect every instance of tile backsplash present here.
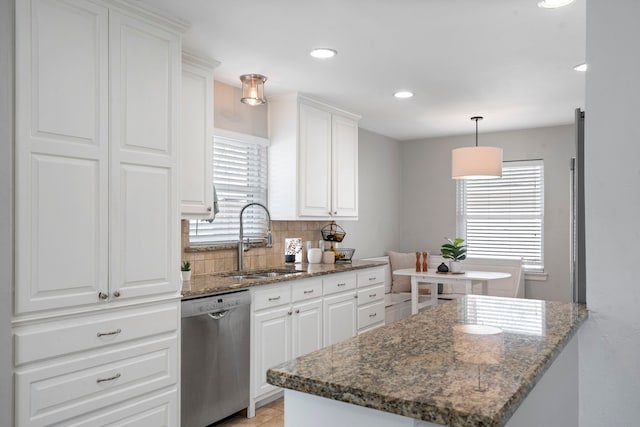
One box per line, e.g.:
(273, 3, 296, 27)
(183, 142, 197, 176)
(181, 219, 326, 275)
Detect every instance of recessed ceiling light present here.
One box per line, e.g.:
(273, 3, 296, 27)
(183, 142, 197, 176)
(310, 48, 337, 59)
(573, 63, 588, 72)
(394, 91, 414, 99)
(537, 0, 575, 8)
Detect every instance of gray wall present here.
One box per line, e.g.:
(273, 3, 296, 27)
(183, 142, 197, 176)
(0, 0, 13, 424)
(337, 129, 401, 258)
(398, 125, 575, 302)
(214, 80, 268, 137)
(580, 1, 640, 424)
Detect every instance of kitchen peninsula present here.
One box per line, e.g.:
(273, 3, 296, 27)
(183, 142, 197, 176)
(267, 295, 587, 427)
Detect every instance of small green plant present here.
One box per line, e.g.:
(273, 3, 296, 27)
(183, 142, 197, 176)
(181, 261, 191, 271)
(441, 238, 467, 261)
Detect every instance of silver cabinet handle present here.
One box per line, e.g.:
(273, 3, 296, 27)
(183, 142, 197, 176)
(369, 293, 377, 298)
(98, 292, 108, 300)
(268, 296, 281, 301)
(295, 309, 300, 314)
(369, 313, 377, 318)
(97, 328, 121, 338)
(207, 206, 212, 212)
(369, 277, 377, 281)
(97, 373, 121, 383)
(303, 290, 314, 294)
(287, 311, 292, 316)
(113, 291, 120, 298)
(337, 283, 346, 287)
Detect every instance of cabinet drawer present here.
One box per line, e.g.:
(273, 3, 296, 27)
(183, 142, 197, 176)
(291, 279, 322, 302)
(357, 301, 385, 330)
(253, 284, 291, 310)
(357, 284, 385, 306)
(15, 335, 178, 427)
(323, 273, 357, 295)
(357, 268, 385, 287)
(14, 302, 179, 366)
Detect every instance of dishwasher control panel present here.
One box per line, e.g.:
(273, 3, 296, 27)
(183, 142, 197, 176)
(182, 290, 251, 318)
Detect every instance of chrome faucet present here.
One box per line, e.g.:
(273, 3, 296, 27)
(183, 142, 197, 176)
(238, 202, 273, 271)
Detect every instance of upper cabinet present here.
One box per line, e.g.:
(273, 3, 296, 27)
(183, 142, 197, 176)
(180, 52, 218, 219)
(14, 0, 186, 315)
(268, 94, 360, 220)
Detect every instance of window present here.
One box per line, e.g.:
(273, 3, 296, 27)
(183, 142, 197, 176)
(189, 131, 268, 245)
(457, 160, 544, 271)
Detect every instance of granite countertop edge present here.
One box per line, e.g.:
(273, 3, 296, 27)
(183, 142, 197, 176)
(181, 260, 387, 299)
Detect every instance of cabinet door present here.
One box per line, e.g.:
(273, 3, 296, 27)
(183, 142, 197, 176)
(331, 114, 359, 218)
(298, 103, 332, 217)
(292, 299, 323, 358)
(253, 306, 292, 397)
(180, 55, 214, 218)
(109, 11, 181, 300)
(323, 291, 357, 346)
(14, 0, 110, 313)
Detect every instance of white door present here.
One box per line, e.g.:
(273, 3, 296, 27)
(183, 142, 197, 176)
(292, 299, 323, 358)
(14, 0, 110, 313)
(323, 292, 357, 346)
(253, 306, 292, 397)
(298, 103, 332, 217)
(109, 11, 181, 301)
(180, 56, 214, 218)
(331, 115, 359, 218)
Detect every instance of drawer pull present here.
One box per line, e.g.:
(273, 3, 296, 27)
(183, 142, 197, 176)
(96, 373, 121, 384)
(98, 292, 108, 300)
(303, 290, 314, 294)
(369, 277, 377, 281)
(337, 283, 346, 287)
(268, 296, 281, 301)
(369, 293, 377, 298)
(369, 313, 377, 318)
(96, 328, 122, 338)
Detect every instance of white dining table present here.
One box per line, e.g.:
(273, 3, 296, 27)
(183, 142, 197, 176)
(393, 268, 512, 314)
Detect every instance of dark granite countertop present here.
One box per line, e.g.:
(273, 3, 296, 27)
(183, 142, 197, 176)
(181, 260, 386, 299)
(267, 295, 588, 427)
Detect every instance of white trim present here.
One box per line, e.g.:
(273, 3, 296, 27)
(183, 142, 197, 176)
(213, 128, 269, 147)
(525, 272, 548, 281)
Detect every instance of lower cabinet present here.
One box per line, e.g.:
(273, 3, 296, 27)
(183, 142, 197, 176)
(13, 300, 180, 427)
(323, 291, 357, 346)
(356, 268, 386, 333)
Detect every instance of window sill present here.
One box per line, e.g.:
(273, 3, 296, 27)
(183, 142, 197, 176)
(525, 272, 548, 281)
(185, 242, 268, 253)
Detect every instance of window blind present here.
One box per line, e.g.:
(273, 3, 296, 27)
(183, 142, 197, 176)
(189, 134, 268, 244)
(457, 160, 544, 271)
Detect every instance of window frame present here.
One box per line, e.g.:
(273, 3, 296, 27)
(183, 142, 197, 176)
(456, 159, 544, 272)
(189, 129, 269, 247)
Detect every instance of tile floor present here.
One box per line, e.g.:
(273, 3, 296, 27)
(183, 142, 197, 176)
(214, 398, 284, 427)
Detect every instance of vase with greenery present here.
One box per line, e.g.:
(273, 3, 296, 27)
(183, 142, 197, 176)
(441, 238, 467, 272)
(181, 261, 192, 282)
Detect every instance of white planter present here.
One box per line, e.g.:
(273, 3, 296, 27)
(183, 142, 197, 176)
(449, 261, 462, 273)
(181, 270, 192, 282)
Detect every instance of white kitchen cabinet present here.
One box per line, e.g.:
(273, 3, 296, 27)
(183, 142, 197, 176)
(322, 272, 357, 346)
(180, 52, 218, 218)
(251, 279, 323, 414)
(268, 93, 360, 220)
(356, 268, 386, 333)
(15, 0, 185, 314)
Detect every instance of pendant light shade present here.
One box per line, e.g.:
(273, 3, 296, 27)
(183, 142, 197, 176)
(451, 116, 503, 180)
(240, 74, 267, 106)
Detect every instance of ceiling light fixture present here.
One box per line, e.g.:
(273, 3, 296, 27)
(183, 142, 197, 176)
(239, 74, 267, 106)
(310, 48, 337, 59)
(537, 0, 575, 8)
(451, 116, 503, 180)
(573, 63, 588, 72)
(393, 91, 414, 99)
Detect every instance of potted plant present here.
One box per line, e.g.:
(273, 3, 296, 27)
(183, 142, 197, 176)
(441, 238, 467, 273)
(181, 261, 192, 282)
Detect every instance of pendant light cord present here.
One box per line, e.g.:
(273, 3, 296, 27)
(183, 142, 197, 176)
(471, 116, 483, 147)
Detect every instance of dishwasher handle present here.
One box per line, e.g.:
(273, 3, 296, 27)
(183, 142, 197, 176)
(207, 310, 229, 320)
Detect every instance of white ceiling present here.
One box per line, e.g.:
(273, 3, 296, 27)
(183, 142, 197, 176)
(138, 0, 585, 141)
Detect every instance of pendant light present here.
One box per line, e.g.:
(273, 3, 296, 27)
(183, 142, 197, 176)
(239, 74, 267, 106)
(451, 116, 503, 180)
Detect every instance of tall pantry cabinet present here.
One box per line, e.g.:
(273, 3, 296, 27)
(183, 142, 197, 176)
(13, 1, 186, 425)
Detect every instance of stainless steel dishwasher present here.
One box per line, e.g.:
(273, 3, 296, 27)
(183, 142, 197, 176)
(181, 289, 251, 427)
